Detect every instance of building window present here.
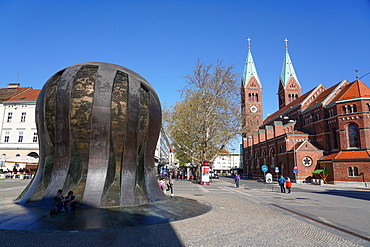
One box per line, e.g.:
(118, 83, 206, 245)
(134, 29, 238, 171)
(33, 132, 38, 143)
(348, 124, 359, 148)
(348, 166, 359, 177)
(18, 132, 23, 143)
(270, 149, 275, 168)
(331, 128, 338, 149)
(7, 112, 12, 123)
(4, 132, 10, 143)
(20, 112, 26, 122)
(343, 105, 357, 114)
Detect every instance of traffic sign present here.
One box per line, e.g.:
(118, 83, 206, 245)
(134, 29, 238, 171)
(275, 167, 279, 173)
(293, 168, 299, 173)
(261, 165, 268, 172)
(266, 173, 273, 183)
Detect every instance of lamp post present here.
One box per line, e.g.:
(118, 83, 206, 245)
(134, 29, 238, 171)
(231, 148, 235, 174)
(288, 119, 297, 183)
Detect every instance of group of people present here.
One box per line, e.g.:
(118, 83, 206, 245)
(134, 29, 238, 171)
(278, 175, 292, 193)
(158, 175, 174, 196)
(52, 189, 76, 213)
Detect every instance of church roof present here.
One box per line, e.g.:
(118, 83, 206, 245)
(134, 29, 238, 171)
(321, 150, 370, 160)
(328, 80, 370, 104)
(263, 88, 314, 125)
(242, 39, 261, 87)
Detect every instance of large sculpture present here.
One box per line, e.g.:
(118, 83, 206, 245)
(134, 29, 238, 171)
(16, 62, 167, 208)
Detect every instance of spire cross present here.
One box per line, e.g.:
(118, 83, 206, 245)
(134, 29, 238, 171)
(247, 37, 251, 50)
(284, 38, 288, 50)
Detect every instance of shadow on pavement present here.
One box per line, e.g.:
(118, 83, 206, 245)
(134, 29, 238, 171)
(312, 189, 370, 201)
(0, 196, 211, 231)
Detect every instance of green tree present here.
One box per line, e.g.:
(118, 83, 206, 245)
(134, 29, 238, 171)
(164, 60, 251, 173)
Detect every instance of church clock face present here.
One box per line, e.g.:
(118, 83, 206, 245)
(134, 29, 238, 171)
(250, 105, 258, 113)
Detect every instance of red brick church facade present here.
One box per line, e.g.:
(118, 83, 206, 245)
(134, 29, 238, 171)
(241, 40, 370, 186)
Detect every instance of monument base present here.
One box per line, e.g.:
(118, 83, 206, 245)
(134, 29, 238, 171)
(0, 196, 211, 231)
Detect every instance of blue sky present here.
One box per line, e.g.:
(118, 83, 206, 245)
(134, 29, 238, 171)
(1, 1, 370, 136)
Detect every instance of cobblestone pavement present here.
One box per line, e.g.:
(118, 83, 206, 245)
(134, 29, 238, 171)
(1, 178, 369, 247)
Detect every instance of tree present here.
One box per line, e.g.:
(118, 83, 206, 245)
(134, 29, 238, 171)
(164, 60, 251, 174)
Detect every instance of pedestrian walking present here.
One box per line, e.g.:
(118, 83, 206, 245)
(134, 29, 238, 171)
(158, 177, 166, 192)
(286, 177, 292, 193)
(235, 174, 240, 188)
(166, 175, 174, 196)
(279, 175, 286, 193)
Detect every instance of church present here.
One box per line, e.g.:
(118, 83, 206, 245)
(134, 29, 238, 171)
(241, 39, 370, 186)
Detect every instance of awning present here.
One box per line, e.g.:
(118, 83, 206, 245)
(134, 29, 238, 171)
(312, 169, 328, 174)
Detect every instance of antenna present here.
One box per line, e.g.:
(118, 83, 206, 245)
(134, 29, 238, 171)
(17, 68, 20, 82)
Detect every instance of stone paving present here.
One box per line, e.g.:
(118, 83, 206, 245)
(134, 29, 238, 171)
(0, 178, 368, 247)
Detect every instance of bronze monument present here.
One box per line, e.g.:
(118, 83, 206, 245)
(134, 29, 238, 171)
(16, 62, 167, 208)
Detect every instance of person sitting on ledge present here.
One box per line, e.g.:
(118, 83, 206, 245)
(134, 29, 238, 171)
(62, 191, 76, 213)
(51, 189, 64, 213)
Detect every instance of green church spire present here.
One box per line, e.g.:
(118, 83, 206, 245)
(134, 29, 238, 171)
(242, 38, 261, 87)
(280, 38, 300, 88)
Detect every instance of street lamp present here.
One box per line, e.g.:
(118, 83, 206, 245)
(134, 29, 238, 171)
(288, 119, 297, 183)
(231, 148, 235, 173)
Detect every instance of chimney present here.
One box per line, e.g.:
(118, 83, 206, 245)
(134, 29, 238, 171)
(8, 83, 20, 89)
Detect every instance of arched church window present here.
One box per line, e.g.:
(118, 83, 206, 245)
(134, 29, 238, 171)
(348, 167, 353, 176)
(354, 167, 359, 176)
(270, 149, 274, 168)
(331, 127, 338, 149)
(348, 124, 359, 148)
(348, 166, 359, 177)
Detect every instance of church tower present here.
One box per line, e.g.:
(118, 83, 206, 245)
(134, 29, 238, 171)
(278, 38, 302, 109)
(241, 38, 263, 137)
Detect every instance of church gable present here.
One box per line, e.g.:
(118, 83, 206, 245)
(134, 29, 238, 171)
(296, 140, 321, 152)
(300, 84, 328, 112)
(245, 76, 260, 88)
(286, 77, 300, 90)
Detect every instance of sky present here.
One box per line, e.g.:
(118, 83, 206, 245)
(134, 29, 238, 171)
(1, 0, 370, 150)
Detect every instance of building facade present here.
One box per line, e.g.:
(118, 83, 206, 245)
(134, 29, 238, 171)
(211, 150, 240, 174)
(242, 40, 370, 186)
(0, 84, 40, 171)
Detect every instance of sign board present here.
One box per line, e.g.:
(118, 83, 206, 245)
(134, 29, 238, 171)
(274, 167, 279, 173)
(265, 173, 273, 183)
(201, 166, 210, 182)
(261, 165, 268, 172)
(293, 168, 299, 173)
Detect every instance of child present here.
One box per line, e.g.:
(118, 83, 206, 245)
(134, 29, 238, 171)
(286, 177, 292, 193)
(63, 191, 76, 212)
(51, 189, 64, 213)
(159, 178, 166, 191)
